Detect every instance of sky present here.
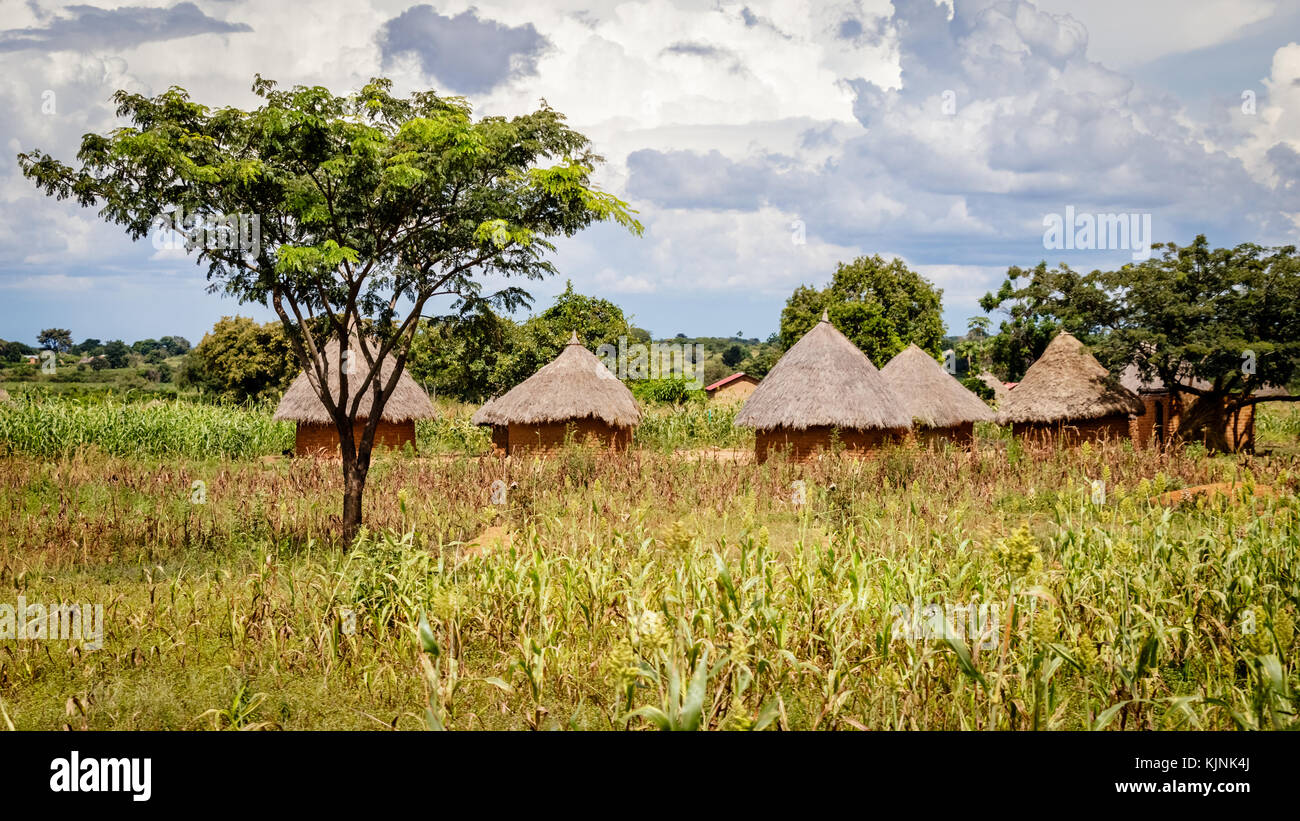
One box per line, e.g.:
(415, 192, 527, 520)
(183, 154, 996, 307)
(1, 0, 1299, 346)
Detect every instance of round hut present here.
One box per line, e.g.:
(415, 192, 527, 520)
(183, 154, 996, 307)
(735, 312, 911, 461)
(273, 338, 436, 456)
(471, 397, 509, 455)
(0, 388, 11, 404)
(881, 344, 995, 444)
(977, 372, 1010, 403)
(996, 331, 1143, 443)
(477, 332, 640, 454)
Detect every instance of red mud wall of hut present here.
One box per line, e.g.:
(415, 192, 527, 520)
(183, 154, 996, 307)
(755, 426, 903, 462)
(1129, 395, 1257, 450)
(294, 420, 416, 456)
(507, 420, 632, 453)
(1012, 415, 1131, 445)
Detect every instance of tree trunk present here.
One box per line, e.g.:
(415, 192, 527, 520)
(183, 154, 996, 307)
(338, 420, 374, 549)
(342, 460, 368, 547)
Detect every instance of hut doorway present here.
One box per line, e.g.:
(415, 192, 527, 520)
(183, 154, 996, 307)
(1153, 401, 1165, 446)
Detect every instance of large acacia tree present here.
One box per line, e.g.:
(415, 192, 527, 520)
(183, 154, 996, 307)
(20, 76, 640, 544)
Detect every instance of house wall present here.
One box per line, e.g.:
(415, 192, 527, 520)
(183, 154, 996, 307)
(507, 419, 633, 454)
(1129, 395, 1172, 448)
(1010, 415, 1132, 445)
(1128, 392, 1257, 451)
(911, 422, 976, 447)
(755, 426, 904, 462)
(1230, 403, 1257, 451)
(489, 425, 510, 456)
(294, 420, 416, 456)
(710, 379, 758, 404)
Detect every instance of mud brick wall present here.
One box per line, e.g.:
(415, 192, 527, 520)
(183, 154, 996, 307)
(294, 420, 416, 456)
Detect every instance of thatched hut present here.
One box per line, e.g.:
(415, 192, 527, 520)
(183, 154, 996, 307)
(705, 372, 760, 404)
(273, 338, 436, 456)
(735, 313, 910, 461)
(996, 332, 1143, 443)
(0, 388, 10, 404)
(470, 397, 510, 455)
(1119, 362, 1287, 450)
(475, 332, 640, 454)
(881, 344, 995, 444)
(977, 372, 1010, 403)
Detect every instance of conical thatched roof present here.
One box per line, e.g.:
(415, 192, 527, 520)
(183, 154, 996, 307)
(977, 372, 1009, 402)
(997, 332, 1143, 424)
(881, 344, 995, 428)
(477, 333, 640, 427)
(0, 388, 10, 404)
(471, 396, 502, 426)
(273, 338, 435, 424)
(735, 314, 910, 431)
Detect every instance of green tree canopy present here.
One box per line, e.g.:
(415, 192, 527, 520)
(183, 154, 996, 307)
(499, 280, 631, 388)
(406, 303, 518, 403)
(179, 316, 297, 402)
(102, 340, 131, 369)
(955, 316, 993, 375)
(721, 344, 744, 368)
(37, 328, 73, 353)
(779, 255, 945, 364)
(0, 339, 36, 363)
(977, 261, 1113, 380)
(160, 335, 192, 356)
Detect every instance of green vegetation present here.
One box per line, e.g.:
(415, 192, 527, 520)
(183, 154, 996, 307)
(407, 282, 635, 403)
(634, 403, 750, 451)
(780, 254, 946, 364)
(1, 420, 1296, 730)
(0, 395, 291, 460)
(179, 317, 297, 403)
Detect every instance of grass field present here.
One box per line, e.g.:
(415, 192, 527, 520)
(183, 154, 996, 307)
(0, 397, 1297, 730)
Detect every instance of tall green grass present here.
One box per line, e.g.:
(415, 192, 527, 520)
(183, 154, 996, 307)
(2, 443, 1296, 729)
(0, 395, 291, 460)
(1259, 402, 1300, 442)
(634, 403, 752, 450)
(415, 411, 491, 455)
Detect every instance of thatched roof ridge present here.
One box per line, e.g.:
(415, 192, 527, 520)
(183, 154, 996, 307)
(273, 337, 436, 424)
(997, 332, 1143, 424)
(476, 332, 640, 427)
(881, 344, 995, 427)
(735, 314, 911, 431)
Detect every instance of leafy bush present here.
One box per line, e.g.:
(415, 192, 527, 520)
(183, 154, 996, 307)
(628, 378, 706, 405)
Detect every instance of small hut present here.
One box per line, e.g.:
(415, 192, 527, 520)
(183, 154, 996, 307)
(471, 397, 510, 455)
(273, 338, 436, 456)
(705, 372, 760, 404)
(977, 372, 1010, 403)
(881, 344, 995, 444)
(1119, 362, 1286, 450)
(475, 332, 640, 454)
(735, 312, 910, 461)
(996, 332, 1143, 442)
(0, 388, 10, 404)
